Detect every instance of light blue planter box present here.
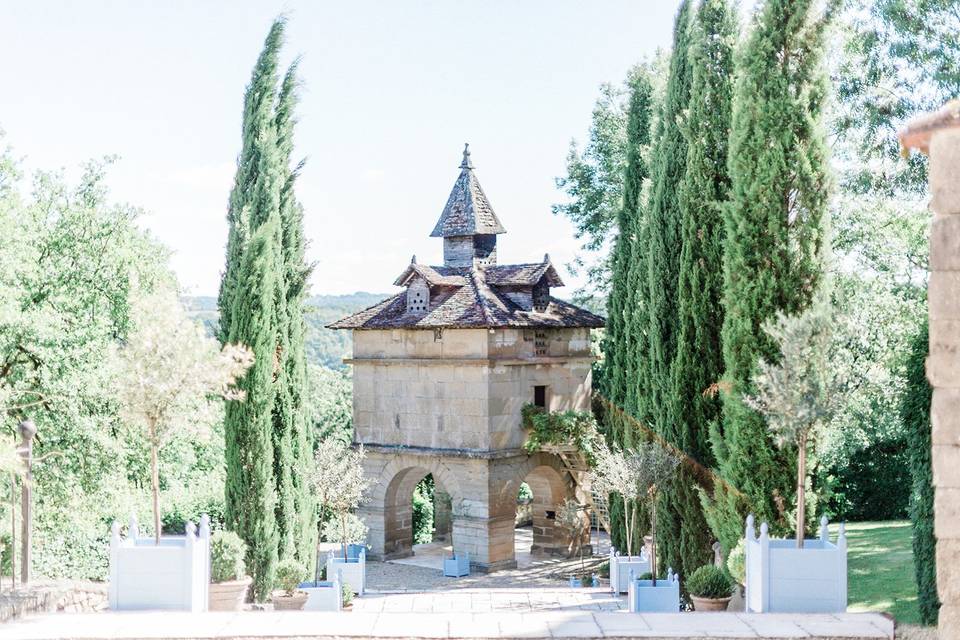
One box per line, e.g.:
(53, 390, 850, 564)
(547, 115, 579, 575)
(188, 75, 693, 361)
(327, 547, 366, 595)
(627, 570, 680, 613)
(299, 579, 341, 612)
(443, 552, 470, 577)
(744, 515, 847, 613)
(609, 547, 651, 594)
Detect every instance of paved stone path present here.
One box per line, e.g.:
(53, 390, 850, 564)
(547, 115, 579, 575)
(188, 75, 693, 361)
(353, 588, 625, 613)
(0, 610, 895, 639)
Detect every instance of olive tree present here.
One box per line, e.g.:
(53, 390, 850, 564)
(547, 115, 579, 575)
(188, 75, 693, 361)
(589, 439, 679, 583)
(556, 498, 590, 571)
(310, 438, 373, 561)
(114, 290, 253, 544)
(745, 295, 843, 548)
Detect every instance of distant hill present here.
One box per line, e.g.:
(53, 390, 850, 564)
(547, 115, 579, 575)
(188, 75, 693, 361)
(184, 292, 390, 370)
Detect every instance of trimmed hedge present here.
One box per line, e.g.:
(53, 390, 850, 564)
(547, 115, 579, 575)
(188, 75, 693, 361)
(902, 321, 939, 626)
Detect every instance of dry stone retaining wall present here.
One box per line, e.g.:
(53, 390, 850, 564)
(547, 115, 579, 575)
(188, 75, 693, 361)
(0, 580, 108, 623)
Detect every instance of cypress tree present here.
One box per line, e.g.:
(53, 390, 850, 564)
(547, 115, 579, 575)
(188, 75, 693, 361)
(602, 71, 654, 550)
(704, 0, 832, 553)
(903, 321, 939, 625)
(644, 0, 692, 442)
(220, 18, 290, 600)
(274, 60, 318, 567)
(659, 0, 737, 578)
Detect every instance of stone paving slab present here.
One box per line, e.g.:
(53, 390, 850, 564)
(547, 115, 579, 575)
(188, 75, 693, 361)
(0, 610, 895, 639)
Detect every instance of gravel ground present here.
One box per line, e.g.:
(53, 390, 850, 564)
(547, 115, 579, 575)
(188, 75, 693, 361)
(366, 555, 608, 592)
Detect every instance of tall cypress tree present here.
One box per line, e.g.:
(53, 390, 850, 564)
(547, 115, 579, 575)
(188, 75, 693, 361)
(644, 0, 693, 443)
(220, 18, 310, 600)
(704, 0, 832, 553)
(274, 60, 317, 567)
(602, 71, 654, 552)
(659, 0, 737, 578)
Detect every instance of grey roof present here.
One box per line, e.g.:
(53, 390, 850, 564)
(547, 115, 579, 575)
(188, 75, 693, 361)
(328, 263, 604, 331)
(430, 144, 507, 238)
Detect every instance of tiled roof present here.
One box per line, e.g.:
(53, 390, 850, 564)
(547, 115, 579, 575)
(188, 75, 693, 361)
(327, 266, 604, 330)
(484, 261, 564, 287)
(430, 145, 506, 238)
(393, 262, 468, 287)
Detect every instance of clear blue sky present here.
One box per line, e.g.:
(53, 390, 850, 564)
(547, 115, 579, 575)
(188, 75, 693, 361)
(1, 1, 683, 296)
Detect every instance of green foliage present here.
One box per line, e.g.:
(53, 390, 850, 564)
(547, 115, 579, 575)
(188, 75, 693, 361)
(517, 482, 533, 502)
(902, 322, 938, 625)
(726, 539, 745, 586)
(341, 581, 354, 606)
(521, 405, 600, 464)
(705, 0, 832, 553)
(274, 558, 307, 596)
(825, 439, 910, 521)
(412, 475, 435, 545)
(211, 530, 248, 583)
(321, 512, 368, 545)
(661, 0, 736, 579)
(686, 564, 733, 599)
(309, 365, 353, 444)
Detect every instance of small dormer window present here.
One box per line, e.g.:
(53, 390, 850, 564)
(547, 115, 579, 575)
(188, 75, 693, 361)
(407, 278, 430, 313)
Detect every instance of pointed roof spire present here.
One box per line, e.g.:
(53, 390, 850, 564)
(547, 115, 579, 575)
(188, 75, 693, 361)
(431, 144, 507, 238)
(460, 143, 474, 169)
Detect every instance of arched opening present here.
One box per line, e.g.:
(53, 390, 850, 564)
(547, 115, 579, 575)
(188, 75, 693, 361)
(382, 467, 453, 562)
(514, 464, 569, 565)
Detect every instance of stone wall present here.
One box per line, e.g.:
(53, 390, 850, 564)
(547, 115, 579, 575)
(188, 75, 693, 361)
(0, 580, 108, 622)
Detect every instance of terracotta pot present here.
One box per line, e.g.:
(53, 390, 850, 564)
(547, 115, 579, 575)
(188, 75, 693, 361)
(690, 595, 732, 612)
(272, 591, 309, 611)
(209, 577, 252, 611)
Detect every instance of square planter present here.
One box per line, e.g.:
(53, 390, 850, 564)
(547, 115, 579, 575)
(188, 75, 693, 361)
(327, 547, 366, 595)
(109, 514, 210, 612)
(744, 515, 847, 613)
(443, 552, 470, 577)
(298, 578, 342, 612)
(627, 569, 680, 613)
(609, 547, 651, 594)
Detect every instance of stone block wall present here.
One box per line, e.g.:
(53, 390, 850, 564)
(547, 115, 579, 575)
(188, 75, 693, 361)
(0, 580, 108, 622)
(928, 126, 960, 639)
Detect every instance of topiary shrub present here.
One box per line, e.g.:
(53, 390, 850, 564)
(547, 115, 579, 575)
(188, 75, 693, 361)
(274, 559, 308, 596)
(726, 539, 745, 586)
(210, 530, 247, 583)
(686, 564, 732, 599)
(341, 582, 354, 607)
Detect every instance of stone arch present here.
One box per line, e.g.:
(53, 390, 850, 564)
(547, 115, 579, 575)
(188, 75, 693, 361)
(503, 451, 582, 557)
(363, 455, 464, 560)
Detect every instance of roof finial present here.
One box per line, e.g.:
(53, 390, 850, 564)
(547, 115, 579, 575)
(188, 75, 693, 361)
(411, 254, 417, 264)
(543, 253, 551, 264)
(460, 143, 474, 170)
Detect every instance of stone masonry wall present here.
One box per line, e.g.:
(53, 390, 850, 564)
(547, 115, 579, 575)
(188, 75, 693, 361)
(928, 126, 960, 639)
(0, 580, 108, 623)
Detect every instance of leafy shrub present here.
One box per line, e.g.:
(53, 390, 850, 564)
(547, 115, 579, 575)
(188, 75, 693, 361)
(210, 530, 247, 583)
(517, 482, 533, 502)
(726, 539, 745, 586)
(274, 559, 308, 596)
(825, 439, 909, 521)
(521, 405, 599, 463)
(321, 513, 368, 545)
(341, 582, 353, 606)
(161, 476, 226, 534)
(412, 475, 434, 544)
(686, 565, 732, 599)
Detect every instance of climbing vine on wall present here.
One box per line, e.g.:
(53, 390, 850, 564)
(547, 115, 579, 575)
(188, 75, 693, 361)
(521, 405, 600, 465)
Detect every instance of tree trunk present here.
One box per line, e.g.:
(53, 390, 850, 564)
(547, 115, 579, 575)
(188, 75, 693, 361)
(151, 439, 161, 545)
(650, 492, 658, 586)
(340, 512, 348, 561)
(796, 433, 807, 549)
(625, 498, 634, 557)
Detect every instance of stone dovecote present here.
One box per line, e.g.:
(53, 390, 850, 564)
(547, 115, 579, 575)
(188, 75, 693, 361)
(329, 145, 603, 572)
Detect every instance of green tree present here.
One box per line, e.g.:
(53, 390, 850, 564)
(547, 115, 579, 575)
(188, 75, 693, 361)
(704, 0, 833, 554)
(220, 18, 286, 600)
(644, 0, 693, 445)
(902, 321, 939, 625)
(274, 57, 317, 567)
(660, 0, 736, 578)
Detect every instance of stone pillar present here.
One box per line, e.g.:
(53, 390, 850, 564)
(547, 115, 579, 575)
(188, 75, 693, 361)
(901, 101, 960, 640)
(432, 489, 452, 542)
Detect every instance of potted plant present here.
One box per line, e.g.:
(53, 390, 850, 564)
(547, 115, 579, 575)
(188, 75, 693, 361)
(209, 531, 252, 611)
(272, 559, 309, 610)
(109, 291, 253, 611)
(311, 438, 373, 595)
(619, 441, 680, 612)
(742, 297, 848, 613)
(589, 443, 651, 593)
(687, 565, 733, 611)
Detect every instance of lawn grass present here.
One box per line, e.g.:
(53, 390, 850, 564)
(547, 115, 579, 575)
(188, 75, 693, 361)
(832, 520, 920, 624)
